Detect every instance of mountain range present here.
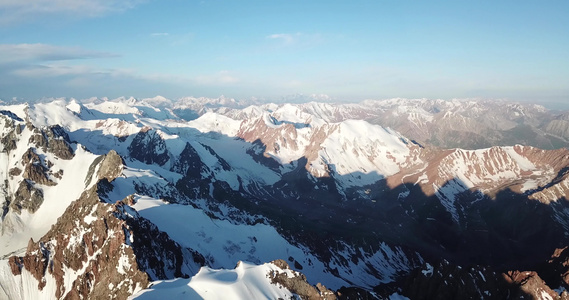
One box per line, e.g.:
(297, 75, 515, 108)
(1, 97, 569, 299)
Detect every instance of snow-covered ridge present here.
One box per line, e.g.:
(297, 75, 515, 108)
(131, 261, 303, 300)
(0, 108, 99, 257)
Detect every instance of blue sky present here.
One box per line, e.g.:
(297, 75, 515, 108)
(0, 0, 567, 107)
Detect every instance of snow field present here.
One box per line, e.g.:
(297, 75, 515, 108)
(131, 197, 348, 289)
(131, 262, 298, 300)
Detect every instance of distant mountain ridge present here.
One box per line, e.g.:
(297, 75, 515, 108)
(18, 95, 567, 149)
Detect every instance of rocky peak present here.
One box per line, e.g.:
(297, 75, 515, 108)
(20, 148, 57, 186)
(128, 128, 170, 166)
(45, 125, 74, 160)
(3, 173, 203, 299)
(96, 149, 125, 182)
(4, 147, 60, 215)
(171, 142, 205, 177)
(5, 184, 149, 299)
(85, 149, 125, 189)
(0, 115, 22, 153)
(28, 125, 74, 160)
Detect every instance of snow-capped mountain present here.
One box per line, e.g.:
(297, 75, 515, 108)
(167, 96, 569, 149)
(131, 260, 337, 300)
(1, 97, 569, 299)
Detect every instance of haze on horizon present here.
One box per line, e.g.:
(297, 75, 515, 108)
(0, 1, 567, 108)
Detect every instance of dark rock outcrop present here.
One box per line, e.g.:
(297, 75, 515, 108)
(9, 180, 44, 214)
(269, 259, 337, 300)
(502, 270, 561, 300)
(0, 126, 19, 153)
(84, 149, 125, 189)
(394, 260, 513, 299)
(28, 125, 74, 160)
(21, 148, 56, 186)
(9, 167, 22, 177)
(97, 149, 124, 181)
(171, 142, 205, 177)
(128, 127, 170, 166)
(0, 113, 24, 153)
(388, 251, 569, 300)
(173, 142, 213, 200)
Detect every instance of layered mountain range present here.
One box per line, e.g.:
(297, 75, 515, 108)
(0, 97, 569, 299)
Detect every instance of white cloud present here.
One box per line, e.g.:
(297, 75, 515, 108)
(266, 33, 298, 45)
(195, 70, 240, 85)
(11, 64, 104, 77)
(150, 32, 170, 37)
(0, 43, 118, 63)
(0, 43, 125, 95)
(266, 32, 327, 49)
(0, 0, 144, 25)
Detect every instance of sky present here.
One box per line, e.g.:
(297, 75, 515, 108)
(0, 0, 568, 107)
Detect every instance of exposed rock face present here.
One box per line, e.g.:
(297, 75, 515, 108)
(245, 140, 282, 171)
(0, 123, 19, 153)
(391, 145, 569, 200)
(96, 149, 124, 182)
(387, 247, 569, 300)
(171, 142, 205, 177)
(502, 271, 560, 300)
(236, 114, 423, 180)
(269, 259, 337, 300)
(113, 197, 205, 281)
(9, 180, 44, 214)
(172, 142, 214, 200)
(4, 146, 61, 215)
(542, 247, 569, 291)
(128, 128, 170, 166)
(224, 99, 569, 150)
(1, 120, 77, 217)
(395, 260, 513, 299)
(3, 151, 203, 300)
(146, 102, 569, 297)
(28, 125, 74, 160)
(21, 148, 56, 186)
(0, 149, 205, 299)
(84, 150, 125, 190)
(7, 184, 149, 299)
(8, 167, 22, 177)
(45, 125, 74, 160)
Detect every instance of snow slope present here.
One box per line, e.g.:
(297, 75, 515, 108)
(131, 261, 298, 300)
(0, 103, 100, 256)
(131, 197, 348, 289)
(0, 146, 98, 256)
